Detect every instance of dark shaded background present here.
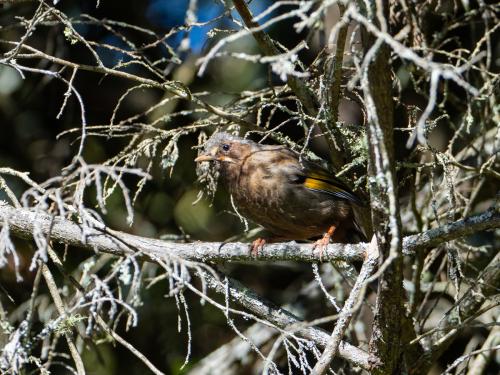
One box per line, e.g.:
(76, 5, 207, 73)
(1, 1, 498, 374)
(0, 1, 317, 374)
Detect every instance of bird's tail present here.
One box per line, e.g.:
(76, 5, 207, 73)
(351, 205, 373, 242)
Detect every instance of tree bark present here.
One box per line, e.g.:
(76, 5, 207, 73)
(362, 1, 405, 373)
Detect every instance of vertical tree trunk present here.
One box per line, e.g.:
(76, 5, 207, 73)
(362, 1, 405, 373)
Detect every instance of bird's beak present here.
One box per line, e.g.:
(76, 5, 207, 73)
(195, 155, 237, 163)
(195, 146, 218, 163)
(194, 154, 216, 162)
(195, 146, 237, 164)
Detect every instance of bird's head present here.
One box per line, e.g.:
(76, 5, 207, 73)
(195, 132, 254, 166)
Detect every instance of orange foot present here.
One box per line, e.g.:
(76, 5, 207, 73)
(313, 226, 336, 261)
(250, 238, 266, 257)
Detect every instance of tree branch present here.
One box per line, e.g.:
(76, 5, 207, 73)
(312, 236, 379, 374)
(410, 251, 500, 374)
(0, 202, 365, 262)
(0, 203, 498, 371)
(402, 209, 500, 252)
(188, 323, 276, 374)
(0, 42, 261, 131)
(465, 315, 500, 375)
(0, 203, 498, 263)
(232, 0, 318, 116)
(200, 270, 372, 370)
(230, 0, 351, 170)
(0, 202, 374, 370)
(361, 1, 404, 372)
(41, 263, 85, 375)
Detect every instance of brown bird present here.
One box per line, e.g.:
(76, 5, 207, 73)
(195, 132, 365, 254)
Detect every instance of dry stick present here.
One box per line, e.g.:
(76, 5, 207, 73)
(445, 345, 500, 375)
(321, 3, 350, 171)
(311, 236, 379, 375)
(0, 202, 498, 263)
(46, 247, 166, 375)
(188, 323, 276, 375)
(328, 4, 348, 126)
(232, 0, 318, 116)
(410, 251, 500, 375)
(323, 3, 373, 235)
(0, 43, 178, 94)
(229, 0, 355, 170)
(1, 205, 499, 369)
(465, 315, 500, 375)
(25, 265, 43, 345)
(38, 213, 86, 375)
(0, 42, 258, 131)
(41, 264, 85, 375)
(199, 270, 372, 370)
(402, 209, 499, 253)
(95, 316, 166, 375)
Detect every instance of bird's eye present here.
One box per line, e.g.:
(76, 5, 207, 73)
(221, 143, 231, 152)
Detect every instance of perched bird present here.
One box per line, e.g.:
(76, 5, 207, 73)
(195, 132, 365, 253)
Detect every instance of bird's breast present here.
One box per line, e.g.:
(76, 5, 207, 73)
(219, 154, 353, 240)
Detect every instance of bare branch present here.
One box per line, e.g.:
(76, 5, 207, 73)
(312, 236, 379, 374)
(360, 2, 405, 372)
(41, 264, 85, 375)
(199, 270, 373, 370)
(1, 203, 498, 264)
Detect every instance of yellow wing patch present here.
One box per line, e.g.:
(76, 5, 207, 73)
(301, 165, 363, 205)
(307, 170, 334, 181)
(304, 177, 344, 194)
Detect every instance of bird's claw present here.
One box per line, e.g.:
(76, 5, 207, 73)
(250, 238, 266, 257)
(313, 226, 336, 261)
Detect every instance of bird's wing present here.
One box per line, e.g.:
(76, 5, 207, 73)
(258, 146, 364, 206)
(300, 161, 364, 205)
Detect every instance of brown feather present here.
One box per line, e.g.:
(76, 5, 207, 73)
(196, 133, 364, 242)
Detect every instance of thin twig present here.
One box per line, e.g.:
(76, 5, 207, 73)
(311, 235, 379, 375)
(41, 264, 85, 375)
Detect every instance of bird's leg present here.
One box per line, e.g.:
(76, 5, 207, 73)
(313, 225, 336, 261)
(250, 238, 266, 257)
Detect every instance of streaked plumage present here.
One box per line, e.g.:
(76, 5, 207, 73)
(195, 132, 364, 242)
